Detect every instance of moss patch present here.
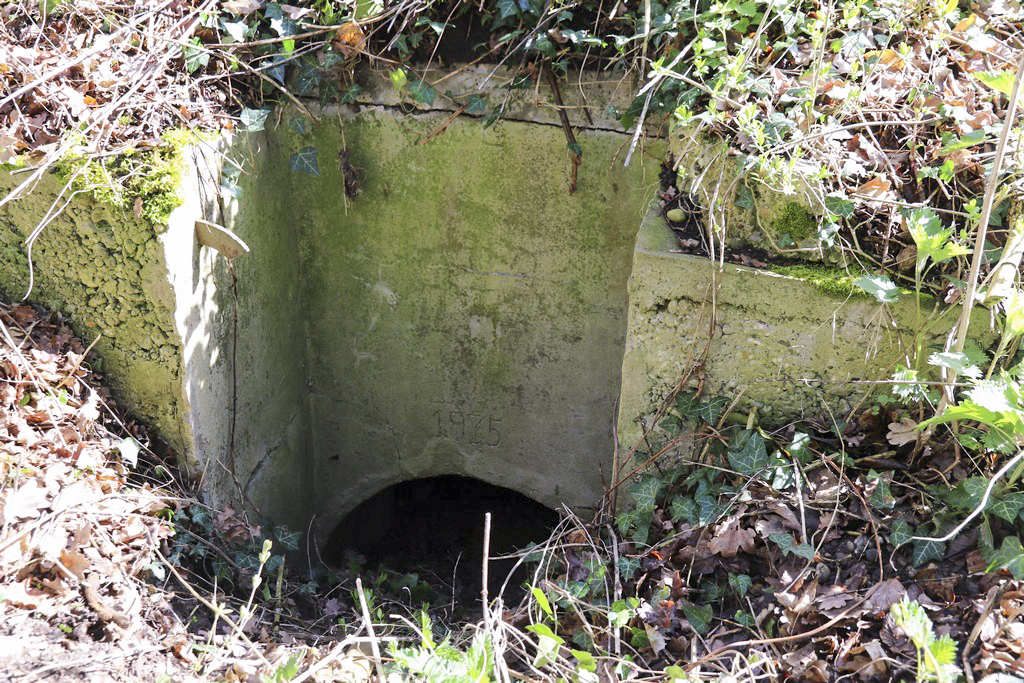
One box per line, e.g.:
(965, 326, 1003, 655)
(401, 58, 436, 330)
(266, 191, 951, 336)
(772, 264, 864, 298)
(55, 129, 209, 226)
(770, 201, 816, 241)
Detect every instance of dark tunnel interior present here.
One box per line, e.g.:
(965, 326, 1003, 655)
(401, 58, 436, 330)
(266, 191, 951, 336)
(325, 475, 560, 606)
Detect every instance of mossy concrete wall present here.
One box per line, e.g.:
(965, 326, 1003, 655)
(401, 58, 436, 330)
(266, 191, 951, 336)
(223, 108, 661, 542)
(618, 208, 996, 449)
(0, 152, 218, 456)
(0, 84, 999, 550)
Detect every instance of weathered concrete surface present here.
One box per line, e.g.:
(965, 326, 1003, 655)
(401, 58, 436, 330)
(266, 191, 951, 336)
(235, 108, 661, 542)
(617, 206, 997, 449)
(1, 87, 999, 551)
(0, 150, 216, 456)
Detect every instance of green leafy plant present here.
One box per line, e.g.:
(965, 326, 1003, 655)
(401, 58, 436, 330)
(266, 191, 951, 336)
(890, 597, 960, 683)
(388, 611, 495, 683)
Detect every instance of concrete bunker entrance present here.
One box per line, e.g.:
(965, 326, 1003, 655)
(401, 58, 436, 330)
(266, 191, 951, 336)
(325, 475, 559, 602)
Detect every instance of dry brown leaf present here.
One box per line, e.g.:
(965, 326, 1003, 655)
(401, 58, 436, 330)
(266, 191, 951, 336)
(1, 579, 48, 608)
(864, 49, 905, 70)
(866, 578, 906, 612)
(60, 548, 91, 581)
(886, 417, 918, 446)
(854, 177, 893, 200)
(280, 3, 313, 20)
(708, 515, 755, 558)
(4, 478, 50, 520)
(333, 22, 366, 57)
(222, 0, 261, 15)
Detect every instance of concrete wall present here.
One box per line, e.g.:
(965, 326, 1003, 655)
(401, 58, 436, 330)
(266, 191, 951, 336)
(618, 208, 996, 449)
(0, 79, 997, 549)
(227, 108, 661, 542)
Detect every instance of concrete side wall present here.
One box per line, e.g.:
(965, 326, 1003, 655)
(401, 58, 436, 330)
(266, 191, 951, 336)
(618, 207, 997, 449)
(0, 163, 197, 454)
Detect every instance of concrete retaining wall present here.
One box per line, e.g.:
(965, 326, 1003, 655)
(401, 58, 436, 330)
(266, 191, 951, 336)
(0, 80, 996, 548)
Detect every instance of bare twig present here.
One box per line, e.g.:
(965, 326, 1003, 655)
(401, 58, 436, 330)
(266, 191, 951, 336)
(356, 577, 385, 682)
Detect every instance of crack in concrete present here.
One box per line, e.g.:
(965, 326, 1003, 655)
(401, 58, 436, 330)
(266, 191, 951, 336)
(350, 100, 662, 137)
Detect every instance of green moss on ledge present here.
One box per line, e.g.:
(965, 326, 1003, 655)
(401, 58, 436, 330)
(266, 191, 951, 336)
(55, 129, 209, 227)
(772, 263, 865, 298)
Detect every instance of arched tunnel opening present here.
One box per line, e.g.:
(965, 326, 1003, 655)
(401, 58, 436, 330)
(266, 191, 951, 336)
(324, 476, 560, 606)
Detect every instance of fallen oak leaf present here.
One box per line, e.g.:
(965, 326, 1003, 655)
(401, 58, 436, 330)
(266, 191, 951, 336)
(866, 578, 906, 612)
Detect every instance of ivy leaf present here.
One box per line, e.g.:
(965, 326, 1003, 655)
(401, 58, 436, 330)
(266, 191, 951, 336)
(728, 573, 752, 597)
(496, 0, 520, 18)
(788, 432, 812, 464)
(184, 38, 210, 74)
(628, 475, 664, 512)
(867, 470, 896, 509)
(616, 557, 640, 580)
(239, 107, 270, 132)
(824, 193, 855, 219)
(944, 476, 988, 511)
(615, 508, 639, 536)
(680, 603, 713, 635)
(990, 493, 1024, 523)
(466, 95, 487, 114)
(889, 519, 913, 546)
(221, 19, 249, 43)
(273, 528, 301, 551)
(855, 274, 900, 302)
(910, 538, 945, 567)
(408, 79, 436, 105)
(292, 57, 321, 96)
(727, 429, 769, 476)
(985, 536, 1024, 578)
(289, 146, 320, 176)
(768, 532, 815, 559)
(670, 496, 698, 526)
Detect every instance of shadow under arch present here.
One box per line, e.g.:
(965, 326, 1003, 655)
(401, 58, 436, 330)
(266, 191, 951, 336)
(323, 475, 559, 604)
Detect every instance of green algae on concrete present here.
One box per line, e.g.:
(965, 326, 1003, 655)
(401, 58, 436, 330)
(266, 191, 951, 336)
(234, 107, 662, 542)
(0, 165, 194, 454)
(617, 207, 997, 451)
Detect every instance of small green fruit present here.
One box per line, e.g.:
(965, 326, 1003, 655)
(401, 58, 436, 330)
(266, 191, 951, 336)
(665, 208, 686, 223)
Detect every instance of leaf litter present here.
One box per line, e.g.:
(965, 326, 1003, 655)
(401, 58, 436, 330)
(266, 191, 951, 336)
(0, 299, 371, 682)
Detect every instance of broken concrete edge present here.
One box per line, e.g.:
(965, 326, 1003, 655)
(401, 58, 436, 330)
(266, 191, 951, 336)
(617, 205, 998, 454)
